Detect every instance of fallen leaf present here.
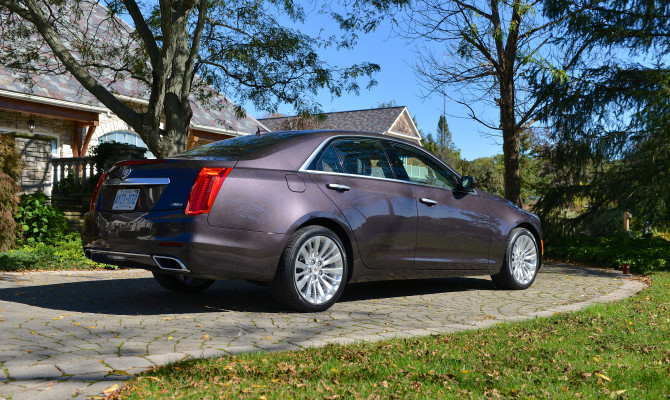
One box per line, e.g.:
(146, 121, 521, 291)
(201, 334, 210, 339)
(103, 384, 120, 394)
(167, 336, 174, 340)
(108, 369, 129, 375)
(610, 389, 627, 398)
(462, 370, 470, 374)
(595, 373, 611, 381)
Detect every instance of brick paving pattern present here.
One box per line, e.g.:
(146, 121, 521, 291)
(0, 263, 646, 399)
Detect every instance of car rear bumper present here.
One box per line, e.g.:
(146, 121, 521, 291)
(82, 210, 285, 281)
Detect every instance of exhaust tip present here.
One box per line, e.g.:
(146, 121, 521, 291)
(153, 256, 189, 272)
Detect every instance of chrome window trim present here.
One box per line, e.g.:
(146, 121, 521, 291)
(104, 177, 171, 186)
(305, 169, 478, 195)
(299, 134, 472, 193)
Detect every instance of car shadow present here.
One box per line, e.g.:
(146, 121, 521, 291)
(0, 275, 495, 316)
(0, 263, 616, 315)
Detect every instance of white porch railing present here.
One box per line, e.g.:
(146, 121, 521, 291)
(51, 156, 96, 187)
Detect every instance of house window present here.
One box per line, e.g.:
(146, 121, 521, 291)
(98, 131, 154, 158)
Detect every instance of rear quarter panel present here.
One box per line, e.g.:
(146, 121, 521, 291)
(207, 168, 352, 238)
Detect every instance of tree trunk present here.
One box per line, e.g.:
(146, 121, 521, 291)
(500, 77, 523, 207)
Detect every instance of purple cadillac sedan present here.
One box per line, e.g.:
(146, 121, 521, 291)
(82, 130, 542, 312)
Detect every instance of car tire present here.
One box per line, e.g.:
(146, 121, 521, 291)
(491, 228, 539, 290)
(152, 271, 215, 294)
(270, 226, 348, 312)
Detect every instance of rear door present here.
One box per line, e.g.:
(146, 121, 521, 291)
(306, 138, 417, 269)
(383, 141, 493, 271)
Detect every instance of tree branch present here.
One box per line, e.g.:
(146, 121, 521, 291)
(122, 0, 160, 65)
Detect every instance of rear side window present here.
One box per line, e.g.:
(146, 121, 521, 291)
(314, 144, 344, 173)
(171, 131, 310, 159)
(332, 139, 395, 179)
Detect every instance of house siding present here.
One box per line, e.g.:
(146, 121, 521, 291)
(390, 113, 414, 136)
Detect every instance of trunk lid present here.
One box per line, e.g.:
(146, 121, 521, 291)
(98, 159, 237, 212)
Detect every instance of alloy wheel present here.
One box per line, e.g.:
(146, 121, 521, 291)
(294, 235, 344, 305)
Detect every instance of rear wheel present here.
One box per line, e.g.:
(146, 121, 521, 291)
(491, 228, 539, 290)
(270, 226, 348, 312)
(152, 271, 215, 294)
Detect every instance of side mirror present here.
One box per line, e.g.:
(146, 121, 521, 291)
(459, 175, 477, 191)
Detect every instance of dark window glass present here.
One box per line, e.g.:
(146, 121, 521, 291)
(387, 143, 458, 189)
(332, 139, 394, 179)
(314, 145, 343, 173)
(172, 131, 311, 159)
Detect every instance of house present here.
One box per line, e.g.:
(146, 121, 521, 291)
(0, 2, 267, 196)
(258, 106, 423, 146)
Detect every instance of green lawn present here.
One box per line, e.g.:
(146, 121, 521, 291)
(114, 273, 670, 399)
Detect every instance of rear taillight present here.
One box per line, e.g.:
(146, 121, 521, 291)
(89, 173, 105, 212)
(185, 168, 231, 215)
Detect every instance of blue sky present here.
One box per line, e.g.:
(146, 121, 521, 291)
(247, 5, 503, 161)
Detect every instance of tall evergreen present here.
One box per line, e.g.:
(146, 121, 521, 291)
(532, 0, 670, 234)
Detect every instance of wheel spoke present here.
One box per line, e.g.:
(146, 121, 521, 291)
(321, 253, 342, 267)
(296, 275, 310, 291)
(322, 266, 343, 276)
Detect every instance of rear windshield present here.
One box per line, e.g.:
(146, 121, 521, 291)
(171, 131, 311, 159)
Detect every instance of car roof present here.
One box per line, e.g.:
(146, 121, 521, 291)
(172, 130, 423, 171)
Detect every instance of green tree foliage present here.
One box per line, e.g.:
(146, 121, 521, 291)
(0, 0, 404, 157)
(532, 0, 670, 235)
(0, 134, 22, 251)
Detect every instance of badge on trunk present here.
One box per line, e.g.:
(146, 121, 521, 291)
(120, 166, 131, 180)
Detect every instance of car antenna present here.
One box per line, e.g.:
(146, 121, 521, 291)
(256, 126, 263, 137)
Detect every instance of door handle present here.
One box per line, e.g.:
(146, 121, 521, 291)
(419, 197, 438, 206)
(326, 183, 351, 192)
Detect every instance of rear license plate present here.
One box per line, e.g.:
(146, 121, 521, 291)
(112, 189, 140, 211)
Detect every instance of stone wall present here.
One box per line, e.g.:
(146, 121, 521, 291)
(51, 193, 90, 231)
(13, 135, 53, 195)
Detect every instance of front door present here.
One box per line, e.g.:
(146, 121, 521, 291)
(383, 141, 492, 270)
(306, 138, 417, 269)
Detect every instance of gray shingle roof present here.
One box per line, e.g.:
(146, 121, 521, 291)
(0, 2, 262, 135)
(259, 106, 408, 134)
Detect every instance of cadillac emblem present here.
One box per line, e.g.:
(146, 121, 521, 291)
(120, 166, 132, 180)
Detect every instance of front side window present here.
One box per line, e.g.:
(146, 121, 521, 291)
(386, 142, 458, 190)
(331, 139, 395, 179)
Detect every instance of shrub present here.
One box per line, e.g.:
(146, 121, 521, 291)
(0, 134, 23, 251)
(0, 232, 112, 271)
(545, 235, 670, 275)
(53, 173, 97, 194)
(15, 192, 67, 244)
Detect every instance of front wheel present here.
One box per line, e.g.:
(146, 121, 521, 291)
(152, 272, 215, 294)
(270, 226, 348, 312)
(491, 228, 539, 290)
